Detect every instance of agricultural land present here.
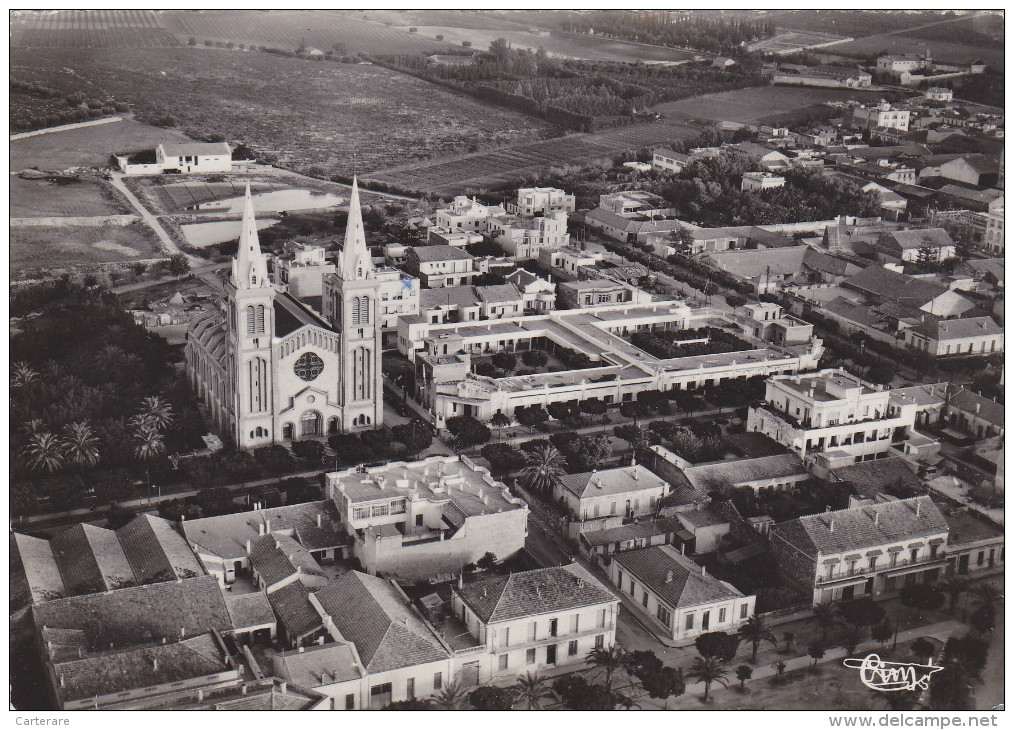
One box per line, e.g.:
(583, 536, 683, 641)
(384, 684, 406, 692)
(10, 223, 162, 271)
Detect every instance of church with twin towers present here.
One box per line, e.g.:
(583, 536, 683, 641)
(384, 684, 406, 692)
(185, 179, 383, 450)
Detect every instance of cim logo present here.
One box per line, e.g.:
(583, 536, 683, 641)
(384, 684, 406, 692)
(843, 654, 943, 692)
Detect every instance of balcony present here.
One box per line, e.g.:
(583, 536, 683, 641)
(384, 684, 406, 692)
(816, 555, 947, 586)
(495, 622, 614, 653)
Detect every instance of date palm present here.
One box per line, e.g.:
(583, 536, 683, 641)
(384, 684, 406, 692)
(969, 583, 1002, 613)
(738, 614, 777, 663)
(134, 396, 174, 431)
(586, 644, 627, 692)
(431, 680, 470, 710)
(513, 671, 555, 710)
(940, 576, 970, 614)
(62, 421, 101, 468)
(687, 656, 728, 702)
(25, 431, 65, 473)
(811, 601, 841, 643)
(133, 426, 166, 461)
(520, 445, 567, 497)
(20, 419, 46, 438)
(11, 362, 39, 389)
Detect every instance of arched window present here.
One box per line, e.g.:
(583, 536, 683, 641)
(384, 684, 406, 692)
(248, 357, 269, 412)
(246, 305, 256, 334)
(351, 296, 361, 325)
(351, 346, 372, 401)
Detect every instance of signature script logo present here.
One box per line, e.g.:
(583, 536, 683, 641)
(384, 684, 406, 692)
(843, 654, 943, 692)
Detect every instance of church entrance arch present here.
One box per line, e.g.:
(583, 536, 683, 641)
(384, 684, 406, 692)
(300, 411, 322, 437)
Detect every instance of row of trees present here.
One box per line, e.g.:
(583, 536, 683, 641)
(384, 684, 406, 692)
(630, 326, 753, 360)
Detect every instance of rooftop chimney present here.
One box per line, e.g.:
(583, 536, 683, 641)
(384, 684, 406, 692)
(246, 539, 252, 554)
(153, 658, 159, 671)
(665, 571, 674, 583)
(265, 518, 272, 533)
(317, 513, 323, 528)
(180, 626, 186, 639)
(875, 511, 880, 526)
(701, 565, 707, 577)
(829, 519, 835, 533)
(298, 646, 305, 653)
(197, 689, 203, 702)
(259, 522, 265, 536)
(280, 682, 288, 695)
(916, 500, 921, 516)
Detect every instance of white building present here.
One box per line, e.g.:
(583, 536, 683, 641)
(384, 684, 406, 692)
(271, 241, 336, 300)
(848, 103, 911, 132)
(505, 269, 557, 314)
(610, 545, 756, 644)
(747, 369, 920, 463)
(403, 245, 477, 288)
(487, 210, 570, 260)
(326, 266, 419, 350)
(652, 148, 690, 173)
(741, 172, 786, 192)
(509, 187, 575, 217)
(553, 464, 670, 523)
(539, 245, 604, 280)
(901, 316, 1004, 358)
(325, 455, 529, 581)
(924, 87, 954, 102)
(434, 196, 505, 234)
(156, 142, 233, 174)
(450, 563, 619, 681)
(876, 54, 927, 74)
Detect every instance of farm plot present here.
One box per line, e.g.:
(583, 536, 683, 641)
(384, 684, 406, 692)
(654, 86, 886, 126)
(11, 177, 132, 218)
(10, 223, 162, 272)
(150, 180, 278, 213)
(368, 119, 700, 195)
(12, 47, 552, 179)
(11, 9, 180, 48)
(161, 9, 454, 54)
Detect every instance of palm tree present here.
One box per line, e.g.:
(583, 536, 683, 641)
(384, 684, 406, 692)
(25, 431, 65, 473)
(812, 601, 841, 643)
(133, 426, 166, 461)
(738, 615, 777, 663)
(615, 694, 640, 710)
(520, 445, 567, 497)
(20, 419, 46, 438)
(969, 583, 1002, 613)
(62, 421, 101, 468)
(586, 644, 627, 692)
(135, 395, 174, 431)
(11, 362, 39, 389)
(431, 680, 470, 710)
(687, 656, 728, 702)
(513, 671, 555, 710)
(940, 576, 970, 614)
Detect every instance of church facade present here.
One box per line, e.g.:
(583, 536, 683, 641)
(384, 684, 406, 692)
(185, 179, 383, 450)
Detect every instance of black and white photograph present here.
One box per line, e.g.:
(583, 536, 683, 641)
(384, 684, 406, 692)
(9, 8, 1004, 717)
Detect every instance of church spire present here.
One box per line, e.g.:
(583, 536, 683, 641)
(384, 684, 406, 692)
(339, 176, 373, 281)
(231, 184, 269, 289)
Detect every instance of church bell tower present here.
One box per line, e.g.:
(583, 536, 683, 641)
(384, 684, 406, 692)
(226, 185, 276, 447)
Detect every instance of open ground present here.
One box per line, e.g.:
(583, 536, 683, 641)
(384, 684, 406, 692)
(10, 223, 162, 271)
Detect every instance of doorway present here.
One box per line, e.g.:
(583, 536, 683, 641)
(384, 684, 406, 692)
(546, 645, 557, 666)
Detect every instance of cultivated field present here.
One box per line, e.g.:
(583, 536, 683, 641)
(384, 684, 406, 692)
(10, 177, 132, 218)
(10, 224, 162, 271)
(654, 86, 887, 126)
(367, 119, 700, 195)
(748, 29, 852, 54)
(161, 10, 454, 54)
(9, 116, 194, 172)
(408, 25, 696, 63)
(11, 48, 553, 179)
(11, 9, 180, 48)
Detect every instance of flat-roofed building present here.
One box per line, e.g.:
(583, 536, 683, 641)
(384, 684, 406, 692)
(325, 455, 529, 580)
(509, 187, 575, 217)
(748, 369, 920, 462)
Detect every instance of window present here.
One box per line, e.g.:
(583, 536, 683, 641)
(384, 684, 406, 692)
(391, 498, 407, 515)
(526, 648, 536, 665)
(656, 605, 672, 627)
(740, 604, 748, 619)
(416, 514, 424, 526)
(977, 551, 985, 566)
(550, 618, 558, 637)
(642, 590, 649, 608)
(529, 622, 537, 641)
(293, 351, 325, 382)
(869, 556, 878, 571)
(597, 609, 606, 628)
(568, 640, 578, 656)
(406, 678, 415, 699)
(433, 672, 442, 690)
(595, 635, 604, 650)
(352, 507, 369, 521)
(718, 607, 726, 623)
(571, 615, 579, 633)
(499, 654, 509, 671)
(685, 614, 694, 631)
(910, 549, 919, 563)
